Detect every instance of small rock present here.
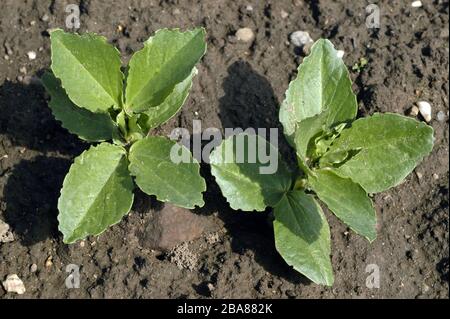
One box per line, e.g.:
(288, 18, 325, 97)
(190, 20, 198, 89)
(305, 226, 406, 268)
(19, 66, 27, 74)
(4, 42, 13, 55)
(41, 14, 49, 22)
(422, 283, 430, 293)
(433, 173, 439, 180)
(2, 274, 26, 294)
(409, 105, 420, 117)
(30, 20, 36, 26)
(336, 50, 345, 58)
(235, 27, 255, 43)
(207, 283, 215, 291)
(173, 8, 181, 15)
(290, 30, 313, 48)
(0, 220, 14, 243)
(280, 10, 289, 19)
(416, 171, 423, 179)
(139, 203, 209, 251)
(45, 256, 53, 268)
(436, 110, 446, 122)
(245, 5, 253, 12)
(27, 51, 37, 60)
(79, 241, 85, 248)
(417, 101, 432, 122)
(30, 264, 38, 273)
(411, 1, 423, 8)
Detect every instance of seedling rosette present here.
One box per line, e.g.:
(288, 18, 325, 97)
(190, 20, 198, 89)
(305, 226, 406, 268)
(42, 28, 207, 243)
(209, 39, 434, 285)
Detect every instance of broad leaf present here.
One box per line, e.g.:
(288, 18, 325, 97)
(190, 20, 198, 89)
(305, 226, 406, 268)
(273, 190, 334, 286)
(128, 136, 205, 208)
(139, 68, 197, 131)
(308, 169, 377, 241)
(325, 113, 434, 193)
(125, 28, 206, 113)
(50, 29, 123, 112)
(58, 143, 134, 243)
(210, 133, 292, 211)
(42, 71, 118, 142)
(279, 39, 357, 143)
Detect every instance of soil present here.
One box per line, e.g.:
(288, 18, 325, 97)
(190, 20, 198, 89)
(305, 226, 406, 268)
(0, 0, 448, 299)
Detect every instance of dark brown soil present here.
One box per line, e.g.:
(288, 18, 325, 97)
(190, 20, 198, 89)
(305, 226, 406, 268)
(0, 0, 448, 299)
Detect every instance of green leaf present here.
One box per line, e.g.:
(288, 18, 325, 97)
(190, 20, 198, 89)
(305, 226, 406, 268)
(58, 143, 134, 243)
(210, 133, 292, 211)
(273, 190, 334, 286)
(294, 110, 330, 160)
(125, 28, 206, 113)
(308, 169, 377, 242)
(139, 68, 197, 131)
(325, 113, 434, 193)
(279, 39, 357, 143)
(128, 136, 205, 208)
(41, 71, 118, 142)
(50, 29, 124, 112)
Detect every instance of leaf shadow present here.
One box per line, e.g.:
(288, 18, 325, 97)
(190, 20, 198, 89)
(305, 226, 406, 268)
(2, 156, 71, 245)
(0, 73, 85, 155)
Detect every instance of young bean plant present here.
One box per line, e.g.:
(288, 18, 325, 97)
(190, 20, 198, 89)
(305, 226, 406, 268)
(209, 39, 434, 285)
(42, 28, 207, 243)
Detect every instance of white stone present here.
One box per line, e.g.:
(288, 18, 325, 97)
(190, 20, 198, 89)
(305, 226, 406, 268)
(290, 31, 313, 47)
(0, 220, 14, 243)
(336, 50, 345, 58)
(236, 28, 255, 43)
(27, 51, 37, 60)
(2, 274, 26, 294)
(280, 10, 289, 19)
(417, 101, 432, 122)
(411, 1, 423, 8)
(409, 105, 420, 116)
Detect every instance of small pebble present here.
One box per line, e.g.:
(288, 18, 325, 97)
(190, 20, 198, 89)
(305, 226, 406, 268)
(416, 171, 423, 179)
(280, 10, 289, 19)
(246, 5, 253, 12)
(41, 14, 49, 22)
(19, 66, 27, 74)
(30, 264, 38, 273)
(336, 50, 345, 58)
(27, 51, 37, 60)
(290, 30, 313, 47)
(235, 27, 255, 43)
(45, 256, 53, 268)
(2, 274, 26, 294)
(4, 55, 9, 60)
(411, 1, 423, 8)
(207, 283, 215, 291)
(30, 20, 36, 26)
(436, 110, 446, 122)
(409, 105, 420, 117)
(0, 220, 14, 243)
(417, 101, 432, 122)
(433, 173, 439, 180)
(173, 8, 181, 15)
(80, 241, 85, 248)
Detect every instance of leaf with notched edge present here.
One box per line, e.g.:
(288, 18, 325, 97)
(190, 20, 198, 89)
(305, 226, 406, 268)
(58, 143, 134, 243)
